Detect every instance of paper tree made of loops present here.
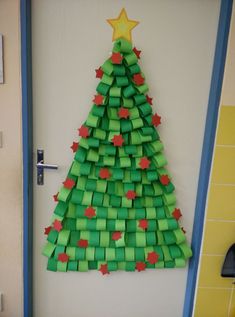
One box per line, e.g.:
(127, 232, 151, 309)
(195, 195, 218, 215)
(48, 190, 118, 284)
(42, 8, 193, 274)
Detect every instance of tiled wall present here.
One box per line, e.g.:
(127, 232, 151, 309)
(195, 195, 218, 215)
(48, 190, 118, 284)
(193, 3, 235, 317)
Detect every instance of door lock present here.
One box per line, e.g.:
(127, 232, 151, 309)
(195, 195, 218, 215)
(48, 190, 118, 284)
(36, 149, 58, 185)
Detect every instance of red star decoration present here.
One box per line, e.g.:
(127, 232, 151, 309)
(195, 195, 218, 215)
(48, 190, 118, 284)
(133, 47, 141, 59)
(70, 141, 79, 153)
(63, 178, 75, 189)
(118, 107, 130, 119)
(160, 175, 170, 186)
(84, 206, 96, 218)
(93, 94, 104, 106)
(146, 94, 153, 105)
(147, 251, 159, 264)
(58, 253, 69, 263)
(99, 168, 111, 179)
(53, 219, 63, 232)
(139, 219, 148, 230)
(111, 52, 123, 64)
(112, 134, 124, 147)
(95, 67, 103, 78)
(112, 231, 122, 241)
(139, 157, 151, 169)
(181, 227, 186, 234)
(126, 190, 136, 200)
(152, 113, 161, 127)
(99, 264, 110, 275)
(172, 208, 182, 220)
(133, 73, 145, 86)
(78, 125, 89, 138)
(77, 239, 88, 248)
(53, 193, 58, 202)
(44, 226, 52, 235)
(136, 262, 146, 272)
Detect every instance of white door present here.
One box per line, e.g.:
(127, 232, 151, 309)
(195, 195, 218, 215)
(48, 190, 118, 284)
(32, 1, 220, 316)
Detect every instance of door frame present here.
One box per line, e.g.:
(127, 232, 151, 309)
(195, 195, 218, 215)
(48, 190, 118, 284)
(20, 1, 233, 316)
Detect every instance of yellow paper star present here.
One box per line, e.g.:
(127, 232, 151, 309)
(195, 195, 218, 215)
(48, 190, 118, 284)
(107, 8, 139, 43)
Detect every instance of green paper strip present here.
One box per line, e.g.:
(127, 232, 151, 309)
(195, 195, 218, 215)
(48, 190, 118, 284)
(124, 52, 138, 66)
(116, 76, 129, 87)
(101, 59, 114, 76)
(96, 82, 110, 95)
(113, 39, 132, 53)
(129, 64, 141, 75)
(123, 85, 136, 98)
(42, 242, 56, 258)
(109, 86, 121, 97)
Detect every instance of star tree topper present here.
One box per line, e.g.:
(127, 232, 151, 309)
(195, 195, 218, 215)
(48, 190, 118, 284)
(107, 8, 139, 42)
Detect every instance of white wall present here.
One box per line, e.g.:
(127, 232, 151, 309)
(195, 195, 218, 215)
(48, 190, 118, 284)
(0, 0, 23, 316)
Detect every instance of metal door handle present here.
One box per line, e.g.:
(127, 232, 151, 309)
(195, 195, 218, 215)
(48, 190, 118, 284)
(36, 149, 58, 185)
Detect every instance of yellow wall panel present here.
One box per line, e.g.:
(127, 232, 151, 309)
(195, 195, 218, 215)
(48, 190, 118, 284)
(217, 106, 235, 145)
(198, 255, 232, 288)
(194, 288, 231, 317)
(207, 184, 235, 220)
(203, 220, 235, 255)
(211, 147, 235, 184)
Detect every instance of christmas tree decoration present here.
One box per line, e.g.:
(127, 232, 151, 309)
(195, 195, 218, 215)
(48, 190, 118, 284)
(42, 9, 192, 273)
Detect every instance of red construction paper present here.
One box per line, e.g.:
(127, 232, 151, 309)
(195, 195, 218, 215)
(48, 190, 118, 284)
(126, 190, 136, 200)
(133, 47, 141, 59)
(138, 219, 148, 230)
(99, 168, 111, 179)
(111, 52, 123, 64)
(118, 107, 130, 119)
(160, 175, 170, 186)
(70, 141, 79, 153)
(53, 219, 63, 232)
(112, 231, 122, 241)
(133, 73, 145, 85)
(136, 262, 146, 272)
(95, 67, 103, 78)
(77, 239, 88, 248)
(93, 94, 104, 106)
(63, 178, 75, 189)
(152, 113, 161, 127)
(53, 193, 59, 202)
(99, 264, 110, 275)
(139, 157, 150, 169)
(147, 251, 159, 264)
(146, 94, 153, 105)
(84, 206, 96, 218)
(78, 125, 89, 138)
(58, 253, 69, 263)
(172, 208, 182, 220)
(44, 226, 52, 235)
(112, 134, 124, 147)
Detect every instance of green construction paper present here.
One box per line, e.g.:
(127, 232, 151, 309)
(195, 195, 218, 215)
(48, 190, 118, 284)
(42, 242, 56, 258)
(113, 65, 126, 76)
(47, 258, 57, 271)
(54, 201, 68, 217)
(96, 82, 110, 95)
(58, 187, 71, 203)
(101, 73, 114, 86)
(86, 113, 100, 128)
(136, 83, 149, 94)
(109, 86, 121, 97)
(101, 59, 114, 76)
(113, 39, 132, 53)
(123, 84, 136, 98)
(129, 64, 141, 75)
(116, 76, 129, 87)
(122, 97, 134, 108)
(109, 97, 121, 107)
(57, 230, 70, 246)
(124, 52, 138, 66)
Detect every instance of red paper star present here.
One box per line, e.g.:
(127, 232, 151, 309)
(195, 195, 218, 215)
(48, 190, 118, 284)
(172, 208, 182, 220)
(136, 262, 146, 272)
(53, 219, 63, 232)
(95, 67, 103, 78)
(93, 94, 104, 106)
(152, 113, 161, 127)
(53, 192, 59, 202)
(84, 206, 96, 218)
(78, 125, 89, 138)
(112, 134, 124, 147)
(70, 141, 79, 153)
(181, 227, 186, 234)
(58, 253, 69, 263)
(111, 52, 123, 64)
(139, 219, 148, 230)
(112, 231, 122, 241)
(160, 175, 170, 186)
(63, 178, 75, 189)
(147, 251, 159, 264)
(139, 157, 150, 169)
(44, 226, 52, 235)
(133, 73, 145, 85)
(77, 239, 88, 248)
(99, 264, 110, 275)
(126, 190, 136, 200)
(118, 107, 130, 119)
(133, 47, 141, 59)
(99, 168, 111, 179)
(146, 94, 153, 105)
